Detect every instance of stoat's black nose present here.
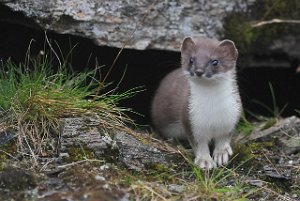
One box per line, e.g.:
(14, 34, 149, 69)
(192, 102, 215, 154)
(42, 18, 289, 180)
(195, 69, 204, 77)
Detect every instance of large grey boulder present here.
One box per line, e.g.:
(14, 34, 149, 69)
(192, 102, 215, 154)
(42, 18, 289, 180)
(0, 0, 255, 51)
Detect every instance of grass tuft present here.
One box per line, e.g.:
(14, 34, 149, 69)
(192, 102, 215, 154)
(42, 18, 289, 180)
(0, 54, 140, 158)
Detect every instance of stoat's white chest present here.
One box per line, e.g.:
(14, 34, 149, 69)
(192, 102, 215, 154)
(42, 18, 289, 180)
(189, 77, 240, 139)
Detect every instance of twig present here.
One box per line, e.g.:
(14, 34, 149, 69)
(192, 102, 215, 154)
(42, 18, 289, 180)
(131, 182, 168, 201)
(57, 159, 104, 169)
(252, 18, 300, 27)
(0, 149, 18, 160)
(19, 123, 38, 167)
(39, 159, 54, 172)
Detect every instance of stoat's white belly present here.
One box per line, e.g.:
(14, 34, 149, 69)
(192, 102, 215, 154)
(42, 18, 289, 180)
(189, 78, 240, 140)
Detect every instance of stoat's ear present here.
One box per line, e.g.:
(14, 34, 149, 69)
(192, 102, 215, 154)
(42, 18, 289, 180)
(218, 40, 238, 61)
(181, 37, 195, 54)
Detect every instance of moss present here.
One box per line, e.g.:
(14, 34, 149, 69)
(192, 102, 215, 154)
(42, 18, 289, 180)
(222, 13, 256, 55)
(0, 167, 37, 190)
(146, 163, 175, 181)
(0, 155, 7, 171)
(249, 141, 275, 150)
(114, 163, 178, 187)
(0, 139, 17, 171)
(232, 144, 256, 166)
(291, 188, 300, 198)
(149, 163, 170, 172)
(65, 143, 120, 164)
(59, 165, 98, 188)
(232, 140, 275, 170)
(0, 137, 17, 154)
(223, 0, 300, 60)
(65, 146, 95, 162)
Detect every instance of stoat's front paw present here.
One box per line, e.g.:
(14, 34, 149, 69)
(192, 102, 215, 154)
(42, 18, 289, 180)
(213, 144, 233, 166)
(194, 155, 216, 170)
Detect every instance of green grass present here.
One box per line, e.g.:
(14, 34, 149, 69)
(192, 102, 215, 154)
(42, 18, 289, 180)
(0, 54, 140, 157)
(237, 113, 255, 135)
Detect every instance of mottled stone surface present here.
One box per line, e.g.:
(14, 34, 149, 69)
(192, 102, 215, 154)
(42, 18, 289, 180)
(60, 116, 115, 157)
(115, 131, 176, 171)
(60, 116, 180, 171)
(0, 0, 255, 51)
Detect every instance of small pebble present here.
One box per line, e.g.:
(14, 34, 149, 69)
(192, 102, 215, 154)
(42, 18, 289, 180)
(95, 175, 106, 181)
(247, 179, 264, 187)
(167, 184, 184, 193)
(278, 157, 284, 164)
(100, 164, 110, 170)
(59, 153, 70, 158)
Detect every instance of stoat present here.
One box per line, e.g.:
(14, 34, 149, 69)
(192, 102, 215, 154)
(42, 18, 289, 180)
(151, 37, 242, 169)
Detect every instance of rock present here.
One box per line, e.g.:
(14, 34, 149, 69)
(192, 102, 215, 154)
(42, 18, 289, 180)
(0, 0, 255, 51)
(60, 116, 180, 171)
(246, 179, 265, 187)
(235, 116, 300, 154)
(263, 165, 291, 181)
(270, 35, 300, 60)
(167, 184, 185, 193)
(115, 131, 178, 171)
(60, 116, 116, 158)
(38, 164, 130, 201)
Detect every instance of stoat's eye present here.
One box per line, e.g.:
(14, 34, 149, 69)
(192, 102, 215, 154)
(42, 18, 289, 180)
(211, 59, 219, 66)
(189, 57, 194, 64)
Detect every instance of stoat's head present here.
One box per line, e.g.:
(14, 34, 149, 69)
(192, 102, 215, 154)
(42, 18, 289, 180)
(181, 37, 238, 81)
